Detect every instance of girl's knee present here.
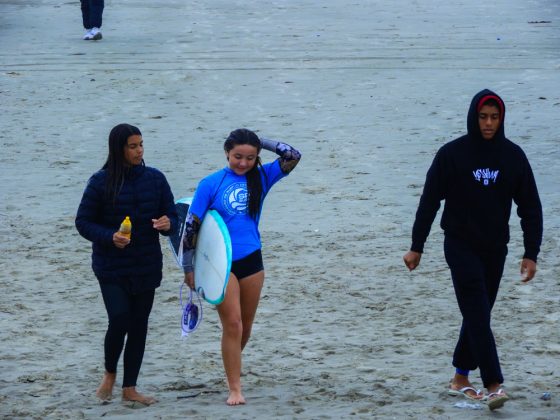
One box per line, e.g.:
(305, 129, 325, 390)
(223, 317, 243, 337)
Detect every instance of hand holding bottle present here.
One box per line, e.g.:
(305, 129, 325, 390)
(114, 216, 132, 248)
(113, 231, 131, 248)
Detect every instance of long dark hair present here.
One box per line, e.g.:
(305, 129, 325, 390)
(102, 123, 142, 204)
(224, 128, 264, 220)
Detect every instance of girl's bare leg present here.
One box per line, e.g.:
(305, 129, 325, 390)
(239, 271, 264, 351)
(216, 270, 265, 405)
(217, 274, 244, 405)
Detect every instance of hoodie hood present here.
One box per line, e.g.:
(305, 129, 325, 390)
(466, 89, 506, 142)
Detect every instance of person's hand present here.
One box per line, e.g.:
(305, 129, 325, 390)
(152, 215, 170, 232)
(113, 232, 130, 248)
(520, 258, 537, 283)
(403, 251, 422, 271)
(184, 272, 195, 290)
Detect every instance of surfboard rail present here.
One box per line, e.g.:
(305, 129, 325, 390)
(168, 197, 232, 305)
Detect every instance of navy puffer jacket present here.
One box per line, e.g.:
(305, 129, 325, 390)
(76, 164, 178, 291)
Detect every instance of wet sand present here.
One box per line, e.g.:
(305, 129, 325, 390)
(1, 0, 559, 418)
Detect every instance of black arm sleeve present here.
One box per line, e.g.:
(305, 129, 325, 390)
(410, 149, 446, 253)
(514, 156, 543, 262)
(260, 138, 302, 174)
(180, 212, 201, 273)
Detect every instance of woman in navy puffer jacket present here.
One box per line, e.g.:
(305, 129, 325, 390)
(76, 123, 178, 406)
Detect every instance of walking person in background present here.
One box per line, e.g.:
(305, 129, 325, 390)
(76, 123, 178, 406)
(181, 128, 301, 405)
(81, 0, 104, 40)
(403, 89, 543, 410)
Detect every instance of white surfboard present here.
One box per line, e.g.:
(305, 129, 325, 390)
(169, 197, 232, 305)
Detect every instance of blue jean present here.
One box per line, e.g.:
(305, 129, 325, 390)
(80, 0, 104, 29)
(444, 235, 507, 388)
(99, 280, 155, 388)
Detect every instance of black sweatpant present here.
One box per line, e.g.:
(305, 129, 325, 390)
(444, 235, 507, 388)
(99, 281, 155, 388)
(80, 0, 104, 29)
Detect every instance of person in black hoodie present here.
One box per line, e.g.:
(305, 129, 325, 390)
(403, 90, 543, 410)
(76, 123, 178, 406)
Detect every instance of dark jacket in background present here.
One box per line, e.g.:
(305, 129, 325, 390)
(411, 89, 543, 261)
(76, 164, 178, 292)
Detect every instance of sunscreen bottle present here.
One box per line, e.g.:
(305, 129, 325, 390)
(119, 216, 132, 239)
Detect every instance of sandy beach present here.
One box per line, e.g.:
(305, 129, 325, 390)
(1, 0, 559, 418)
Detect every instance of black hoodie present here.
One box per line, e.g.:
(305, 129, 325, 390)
(410, 89, 543, 261)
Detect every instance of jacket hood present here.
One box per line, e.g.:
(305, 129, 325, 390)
(467, 89, 506, 142)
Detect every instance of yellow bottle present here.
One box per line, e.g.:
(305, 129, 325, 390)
(119, 216, 132, 239)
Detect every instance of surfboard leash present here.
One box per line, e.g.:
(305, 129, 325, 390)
(179, 283, 203, 337)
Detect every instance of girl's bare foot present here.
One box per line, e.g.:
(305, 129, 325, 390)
(226, 389, 246, 406)
(96, 371, 116, 401)
(122, 386, 157, 406)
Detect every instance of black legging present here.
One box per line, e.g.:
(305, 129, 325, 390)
(99, 281, 155, 388)
(444, 235, 507, 388)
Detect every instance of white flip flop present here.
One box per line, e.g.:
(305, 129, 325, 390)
(486, 389, 509, 410)
(448, 386, 485, 401)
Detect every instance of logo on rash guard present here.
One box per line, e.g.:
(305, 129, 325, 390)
(473, 168, 499, 186)
(223, 182, 248, 215)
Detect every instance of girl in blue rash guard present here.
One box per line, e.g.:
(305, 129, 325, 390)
(182, 128, 301, 406)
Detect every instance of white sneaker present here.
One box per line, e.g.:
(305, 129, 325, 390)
(83, 29, 93, 40)
(90, 27, 103, 40)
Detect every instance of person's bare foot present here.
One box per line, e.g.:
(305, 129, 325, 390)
(226, 389, 246, 406)
(122, 386, 157, 406)
(96, 371, 116, 402)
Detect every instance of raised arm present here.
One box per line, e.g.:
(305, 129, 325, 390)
(260, 138, 302, 174)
